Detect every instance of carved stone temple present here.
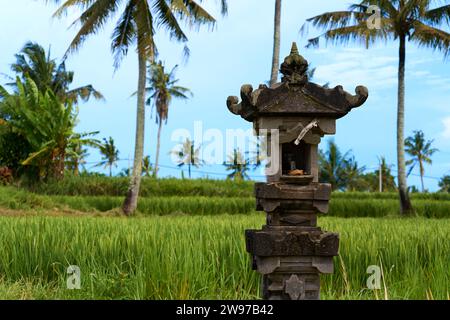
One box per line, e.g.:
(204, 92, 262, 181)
(226, 43, 368, 300)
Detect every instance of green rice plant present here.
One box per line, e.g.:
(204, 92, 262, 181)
(332, 192, 450, 201)
(24, 176, 450, 200)
(0, 215, 448, 300)
(1, 186, 450, 218)
(26, 176, 255, 198)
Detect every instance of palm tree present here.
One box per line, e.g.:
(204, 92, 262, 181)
(343, 156, 366, 191)
(146, 61, 191, 178)
(67, 146, 89, 176)
(319, 140, 353, 191)
(270, 0, 282, 86)
(405, 130, 438, 192)
(10, 42, 103, 105)
(97, 137, 120, 177)
(0, 78, 97, 180)
(376, 156, 397, 192)
(51, 1, 228, 215)
(224, 149, 251, 181)
(302, 0, 450, 213)
(119, 168, 131, 177)
(67, 139, 92, 176)
(172, 138, 202, 178)
(67, 132, 101, 176)
(142, 155, 153, 177)
(250, 136, 268, 170)
(439, 175, 450, 192)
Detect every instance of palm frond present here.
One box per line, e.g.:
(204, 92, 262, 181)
(134, 0, 156, 60)
(153, 0, 188, 42)
(169, 86, 192, 99)
(51, 0, 96, 18)
(425, 4, 450, 25)
(305, 10, 364, 30)
(306, 19, 393, 49)
(177, 0, 217, 29)
(406, 162, 416, 177)
(412, 20, 450, 57)
(66, 85, 105, 103)
(64, 0, 122, 57)
(111, 0, 137, 69)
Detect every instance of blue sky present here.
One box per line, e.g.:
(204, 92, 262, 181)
(1, 0, 449, 190)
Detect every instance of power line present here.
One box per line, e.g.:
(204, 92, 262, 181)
(362, 165, 442, 181)
(84, 158, 444, 181)
(84, 158, 267, 178)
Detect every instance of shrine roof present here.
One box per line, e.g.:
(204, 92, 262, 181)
(227, 43, 369, 122)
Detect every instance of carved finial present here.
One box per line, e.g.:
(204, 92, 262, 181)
(280, 42, 309, 89)
(290, 42, 299, 55)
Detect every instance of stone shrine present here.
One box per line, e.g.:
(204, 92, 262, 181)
(226, 43, 369, 300)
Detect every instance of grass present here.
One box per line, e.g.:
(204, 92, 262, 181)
(1, 179, 448, 299)
(24, 176, 450, 201)
(0, 214, 448, 300)
(26, 176, 255, 198)
(1, 186, 450, 218)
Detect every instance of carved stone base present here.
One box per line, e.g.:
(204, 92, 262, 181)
(247, 182, 339, 300)
(252, 256, 334, 300)
(263, 273, 320, 300)
(246, 229, 339, 257)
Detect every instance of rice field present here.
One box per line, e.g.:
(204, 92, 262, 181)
(1, 186, 450, 218)
(25, 176, 450, 201)
(0, 214, 448, 300)
(1, 180, 449, 300)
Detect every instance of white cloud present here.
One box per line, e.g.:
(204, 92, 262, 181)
(408, 60, 450, 91)
(424, 76, 450, 90)
(410, 70, 430, 77)
(312, 48, 398, 91)
(443, 117, 450, 139)
(309, 47, 450, 94)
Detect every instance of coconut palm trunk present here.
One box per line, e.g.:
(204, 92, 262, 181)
(154, 120, 163, 178)
(397, 35, 413, 214)
(123, 51, 148, 215)
(50, 0, 226, 216)
(74, 162, 79, 176)
(189, 143, 195, 178)
(269, 0, 282, 87)
(419, 159, 425, 192)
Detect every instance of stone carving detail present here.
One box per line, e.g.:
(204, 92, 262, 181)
(280, 43, 309, 88)
(226, 42, 368, 300)
(284, 275, 305, 300)
(279, 215, 310, 226)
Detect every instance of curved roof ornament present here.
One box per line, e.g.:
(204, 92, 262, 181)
(227, 42, 369, 122)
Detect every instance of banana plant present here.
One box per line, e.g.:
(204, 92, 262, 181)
(0, 77, 99, 180)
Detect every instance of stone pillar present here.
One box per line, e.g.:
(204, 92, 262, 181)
(246, 182, 339, 300)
